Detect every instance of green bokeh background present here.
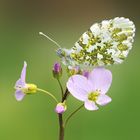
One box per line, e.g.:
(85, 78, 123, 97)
(0, 0, 140, 139)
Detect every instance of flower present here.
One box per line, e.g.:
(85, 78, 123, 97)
(53, 62, 62, 79)
(67, 67, 112, 111)
(14, 61, 37, 101)
(55, 102, 67, 114)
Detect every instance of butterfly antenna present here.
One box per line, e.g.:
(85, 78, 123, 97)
(39, 32, 62, 48)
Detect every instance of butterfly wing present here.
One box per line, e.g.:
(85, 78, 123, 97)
(70, 17, 135, 66)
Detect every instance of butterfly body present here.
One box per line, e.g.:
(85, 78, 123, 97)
(57, 17, 135, 68)
(56, 48, 76, 67)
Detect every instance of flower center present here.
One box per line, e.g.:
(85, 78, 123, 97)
(22, 84, 37, 94)
(88, 91, 100, 101)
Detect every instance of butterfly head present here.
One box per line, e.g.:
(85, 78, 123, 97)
(56, 48, 77, 67)
(56, 48, 66, 58)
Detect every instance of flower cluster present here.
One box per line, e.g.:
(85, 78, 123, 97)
(14, 61, 112, 111)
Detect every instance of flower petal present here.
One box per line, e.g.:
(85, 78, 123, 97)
(15, 79, 25, 88)
(20, 61, 27, 83)
(15, 90, 25, 101)
(84, 100, 98, 111)
(67, 75, 92, 101)
(96, 94, 112, 106)
(88, 67, 112, 94)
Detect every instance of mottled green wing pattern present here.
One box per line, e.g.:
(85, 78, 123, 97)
(70, 17, 135, 66)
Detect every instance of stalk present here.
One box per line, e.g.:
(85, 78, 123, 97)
(58, 88, 69, 140)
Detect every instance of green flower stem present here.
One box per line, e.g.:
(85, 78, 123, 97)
(64, 104, 84, 128)
(57, 79, 64, 98)
(37, 88, 58, 103)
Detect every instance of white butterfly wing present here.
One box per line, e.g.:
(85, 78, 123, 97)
(70, 17, 135, 66)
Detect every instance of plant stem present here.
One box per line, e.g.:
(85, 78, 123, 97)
(37, 88, 58, 103)
(58, 88, 69, 140)
(57, 79, 64, 98)
(64, 104, 84, 128)
(58, 114, 64, 140)
(62, 88, 69, 102)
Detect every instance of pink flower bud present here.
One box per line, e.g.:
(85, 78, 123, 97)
(53, 63, 61, 73)
(53, 62, 62, 79)
(82, 70, 90, 78)
(55, 103, 66, 114)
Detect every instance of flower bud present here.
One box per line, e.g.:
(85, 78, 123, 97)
(67, 66, 81, 76)
(55, 102, 67, 114)
(53, 62, 62, 79)
(82, 70, 90, 78)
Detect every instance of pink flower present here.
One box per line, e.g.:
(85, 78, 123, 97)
(14, 61, 37, 101)
(14, 62, 27, 101)
(67, 67, 112, 111)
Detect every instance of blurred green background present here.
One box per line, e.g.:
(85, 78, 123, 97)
(0, 0, 140, 139)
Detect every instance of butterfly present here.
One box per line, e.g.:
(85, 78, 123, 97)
(40, 17, 135, 68)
